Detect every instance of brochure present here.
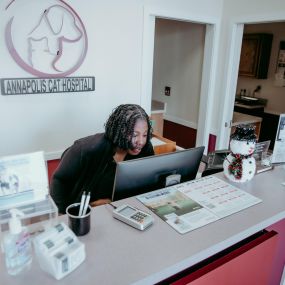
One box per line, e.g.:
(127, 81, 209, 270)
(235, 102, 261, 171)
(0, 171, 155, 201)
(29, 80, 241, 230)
(0, 151, 48, 210)
(137, 176, 262, 234)
(253, 140, 273, 173)
(272, 114, 285, 164)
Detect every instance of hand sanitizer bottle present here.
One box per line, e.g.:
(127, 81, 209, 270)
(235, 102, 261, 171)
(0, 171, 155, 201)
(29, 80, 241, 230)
(2, 209, 32, 275)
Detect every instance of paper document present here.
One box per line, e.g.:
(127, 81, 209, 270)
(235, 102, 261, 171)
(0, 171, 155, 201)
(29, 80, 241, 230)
(137, 176, 262, 234)
(0, 151, 48, 210)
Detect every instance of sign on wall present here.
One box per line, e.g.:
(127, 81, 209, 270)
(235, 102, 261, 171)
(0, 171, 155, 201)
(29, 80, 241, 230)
(2, 0, 94, 95)
(1, 77, 95, 95)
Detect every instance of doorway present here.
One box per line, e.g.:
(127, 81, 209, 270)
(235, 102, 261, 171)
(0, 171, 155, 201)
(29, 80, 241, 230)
(141, 9, 220, 153)
(219, 21, 285, 150)
(218, 17, 285, 150)
(151, 18, 206, 149)
(235, 22, 285, 150)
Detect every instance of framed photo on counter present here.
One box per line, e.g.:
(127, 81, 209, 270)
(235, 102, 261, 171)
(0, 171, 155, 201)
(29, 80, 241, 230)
(272, 114, 285, 164)
(0, 151, 48, 210)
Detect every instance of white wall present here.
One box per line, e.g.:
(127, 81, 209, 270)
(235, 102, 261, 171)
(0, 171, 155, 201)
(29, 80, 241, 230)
(0, 0, 144, 157)
(236, 22, 285, 115)
(152, 19, 206, 129)
(2, 0, 283, 156)
(0, 0, 223, 158)
(144, 0, 223, 19)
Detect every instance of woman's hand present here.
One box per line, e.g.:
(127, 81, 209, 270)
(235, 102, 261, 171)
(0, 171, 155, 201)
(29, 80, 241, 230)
(90, 199, 111, 207)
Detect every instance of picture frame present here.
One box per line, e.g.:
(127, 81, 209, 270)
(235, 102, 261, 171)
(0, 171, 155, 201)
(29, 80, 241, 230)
(239, 33, 273, 79)
(239, 34, 260, 77)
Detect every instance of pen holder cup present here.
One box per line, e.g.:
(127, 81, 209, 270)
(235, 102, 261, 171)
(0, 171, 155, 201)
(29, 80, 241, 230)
(66, 203, 91, 236)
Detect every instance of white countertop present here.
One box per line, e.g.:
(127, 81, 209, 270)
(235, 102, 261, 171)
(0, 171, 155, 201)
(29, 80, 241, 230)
(234, 102, 265, 109)
(151, 100, 166, 114)
(232, 111, 262, 126)
(234, 102, 283, 116)
(1, 167, 285, 285)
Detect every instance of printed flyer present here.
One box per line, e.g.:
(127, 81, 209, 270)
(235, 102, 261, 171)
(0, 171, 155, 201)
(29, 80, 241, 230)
(137, 176, 262, 234)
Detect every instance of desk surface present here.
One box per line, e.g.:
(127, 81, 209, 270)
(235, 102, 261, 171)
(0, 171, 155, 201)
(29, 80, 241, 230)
(234, 102, 265, 109)
(232, 111, 262, 126)
(1, 167, 285, 285)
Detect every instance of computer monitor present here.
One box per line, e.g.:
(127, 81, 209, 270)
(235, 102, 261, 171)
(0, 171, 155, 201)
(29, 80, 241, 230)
(112, 146, 205, 201)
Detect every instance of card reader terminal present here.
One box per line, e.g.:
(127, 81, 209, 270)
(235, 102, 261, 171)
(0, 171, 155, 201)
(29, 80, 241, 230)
(112, 204, 154, 231)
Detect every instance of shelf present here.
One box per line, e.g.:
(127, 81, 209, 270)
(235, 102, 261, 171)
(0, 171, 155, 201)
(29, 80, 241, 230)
(151, 100, 166, 114)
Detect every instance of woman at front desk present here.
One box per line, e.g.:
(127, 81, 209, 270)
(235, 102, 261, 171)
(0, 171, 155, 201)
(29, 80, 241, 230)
(50, 104, 154, 214)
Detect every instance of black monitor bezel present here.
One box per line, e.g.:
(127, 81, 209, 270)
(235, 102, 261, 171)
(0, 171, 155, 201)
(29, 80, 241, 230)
(112, 146, 205, 202)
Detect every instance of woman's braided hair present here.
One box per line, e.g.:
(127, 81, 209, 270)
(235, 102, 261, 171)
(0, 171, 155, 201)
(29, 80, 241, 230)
(105, 104, 152, 150)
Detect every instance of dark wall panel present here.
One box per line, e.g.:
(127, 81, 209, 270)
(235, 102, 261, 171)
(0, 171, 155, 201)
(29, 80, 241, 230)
(163, 120, 217, 152)
(163, 120, 197, 149)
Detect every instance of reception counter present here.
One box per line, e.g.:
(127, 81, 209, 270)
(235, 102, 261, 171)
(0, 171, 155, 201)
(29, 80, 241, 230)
(1, 167, 285, 284)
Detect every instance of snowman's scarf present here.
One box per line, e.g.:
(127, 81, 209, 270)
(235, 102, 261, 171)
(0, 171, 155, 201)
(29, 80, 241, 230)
(228, 153, 252, 180)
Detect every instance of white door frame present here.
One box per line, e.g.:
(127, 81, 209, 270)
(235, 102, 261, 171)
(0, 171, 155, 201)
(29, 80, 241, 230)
(217, 14, 285, 149)
(141, 7, 221, 152)
(216, 23, 244, 149)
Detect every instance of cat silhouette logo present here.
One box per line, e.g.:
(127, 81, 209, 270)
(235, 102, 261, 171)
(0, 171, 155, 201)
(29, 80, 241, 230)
(5, 0, 88, 77)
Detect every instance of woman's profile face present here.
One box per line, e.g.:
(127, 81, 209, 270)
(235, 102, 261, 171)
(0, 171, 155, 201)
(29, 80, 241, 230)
(127, 119, 148, 156)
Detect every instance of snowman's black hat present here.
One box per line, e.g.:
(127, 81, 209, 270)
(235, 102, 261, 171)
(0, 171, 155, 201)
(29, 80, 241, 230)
(230, 124, 257, 142)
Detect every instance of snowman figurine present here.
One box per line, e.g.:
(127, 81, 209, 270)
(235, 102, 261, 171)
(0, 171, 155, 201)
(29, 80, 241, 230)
(223, 124, 257, 183)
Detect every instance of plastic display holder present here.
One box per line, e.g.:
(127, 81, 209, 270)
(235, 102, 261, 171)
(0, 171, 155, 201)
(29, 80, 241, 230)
(0, 195, 58, 238)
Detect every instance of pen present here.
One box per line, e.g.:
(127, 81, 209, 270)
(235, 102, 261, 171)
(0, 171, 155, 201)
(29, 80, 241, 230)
(82, 192, 91, 216)
(78, 191, 86, 217)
